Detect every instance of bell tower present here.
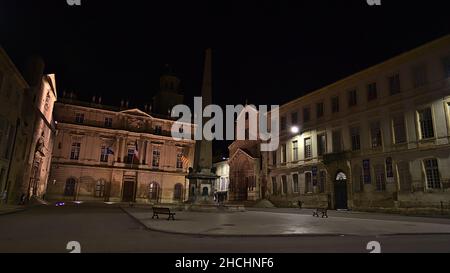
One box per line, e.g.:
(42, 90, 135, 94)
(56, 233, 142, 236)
(152, 64, 184, 115)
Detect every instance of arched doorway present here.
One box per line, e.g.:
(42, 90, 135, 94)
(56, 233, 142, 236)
(334, 171, 348, 210)
(202, 187, 209, 197)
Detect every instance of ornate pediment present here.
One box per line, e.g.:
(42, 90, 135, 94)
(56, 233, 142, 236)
(120, 108, 152, 118)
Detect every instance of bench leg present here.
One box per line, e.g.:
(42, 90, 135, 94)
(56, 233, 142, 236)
(168, 214, 175, 221)
(152, 213, 159, 219)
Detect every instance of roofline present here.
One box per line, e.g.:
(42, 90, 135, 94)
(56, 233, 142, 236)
(277, 34, 450, 112)
(55, 101, 195, 126)
(0, 46, 30, 89)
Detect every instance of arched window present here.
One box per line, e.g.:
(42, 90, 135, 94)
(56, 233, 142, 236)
(305, 172, 313, 193)
(64, 178, 76, 197)
(174, 183, 183, 201)
(336, 172, 347, 181)
(292, 174, 299, 193)
(149, 182, 160, 201)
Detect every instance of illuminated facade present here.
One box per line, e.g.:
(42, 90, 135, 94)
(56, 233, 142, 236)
(46, 94, 196, 204)
(227, 35, 450, 213)
(265, 35, 450, 213)
(0, 49, 57, 204)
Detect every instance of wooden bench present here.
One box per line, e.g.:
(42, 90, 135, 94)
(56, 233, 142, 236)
(152, 207, 176, 221)
(313, 208, 328, 218)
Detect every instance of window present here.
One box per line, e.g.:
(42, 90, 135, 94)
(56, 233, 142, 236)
(292, 174, 299, 193)
(272, 151, 277, 166)
(412, 65, 427, 88)
(350, 126, 361, 151)
(389, 74, 401, 95)
(303, 107, 311, 123)
(375, 165, 386, 192)
(316, 102, 324, 118)
(443, 56, 450, 78)
(305, 172, 313, 193)
(291, 112, 298, 125)
(64, 178, 76, 196)
(280, 144, 287, 163)
(149, 182, 160, 201)
(348, 89, 357, 107)
(153, 125, 162, 135)
(100, 146, 108, 162)
(292, 141, 299, 161)
(75, 113, 85, 124)
(317, 134, 326, 156)
(331, 96, 340, 113)
(176, 150, 183, 169)
(281, 176, 288, 195)
(95, 180, 106, 198)
(370, 121, 382, 148)
(304, 138, 312, 159)
(272, 177, 277, 195)
(392, 115, 407, 144)
(424, 159, 441, 189)
(318, 171, 326, 193)
(280, 116, 287, 131)
(104, 117, 113, 128)
(418, 108, 434, 139)
(174, 184, 183, 201)
(126, 149, 135, 164)
(152, 148, 161, 167)
(332, 130, 342, 153)
(386, 157, 394, 181)
(397, 161, 412, 192)
(70, 143, 81, 160)
(367, 82, 377, 101)
(363, 159, 371, 184)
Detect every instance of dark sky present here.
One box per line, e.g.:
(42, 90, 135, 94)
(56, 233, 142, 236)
(1, 0, 449, 156)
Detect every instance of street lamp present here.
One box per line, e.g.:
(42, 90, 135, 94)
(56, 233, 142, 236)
(291, 126, 299, 134)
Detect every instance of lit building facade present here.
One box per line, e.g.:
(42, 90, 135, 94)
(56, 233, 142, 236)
(0, 49, 57, 204)
(46, 96, 195, 204)
(265, 35, 450, 213)
(212, 160, 230, 202)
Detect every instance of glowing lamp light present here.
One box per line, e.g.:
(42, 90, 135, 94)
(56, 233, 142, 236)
(291, 126, 300, 134)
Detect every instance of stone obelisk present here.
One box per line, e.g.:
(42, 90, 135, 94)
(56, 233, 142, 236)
(186, 48, 219, 204)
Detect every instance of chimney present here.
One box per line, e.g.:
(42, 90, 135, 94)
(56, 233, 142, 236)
(120, 99, 124, 107)
(98, 96, 102, 104)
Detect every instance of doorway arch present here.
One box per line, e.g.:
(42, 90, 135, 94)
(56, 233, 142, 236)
(334, 171, 348, 210)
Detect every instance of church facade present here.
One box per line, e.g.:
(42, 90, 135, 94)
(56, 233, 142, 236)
(230, 35, 450, 214)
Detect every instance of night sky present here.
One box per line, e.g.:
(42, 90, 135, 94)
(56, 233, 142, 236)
(1, 0, 449, 156)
